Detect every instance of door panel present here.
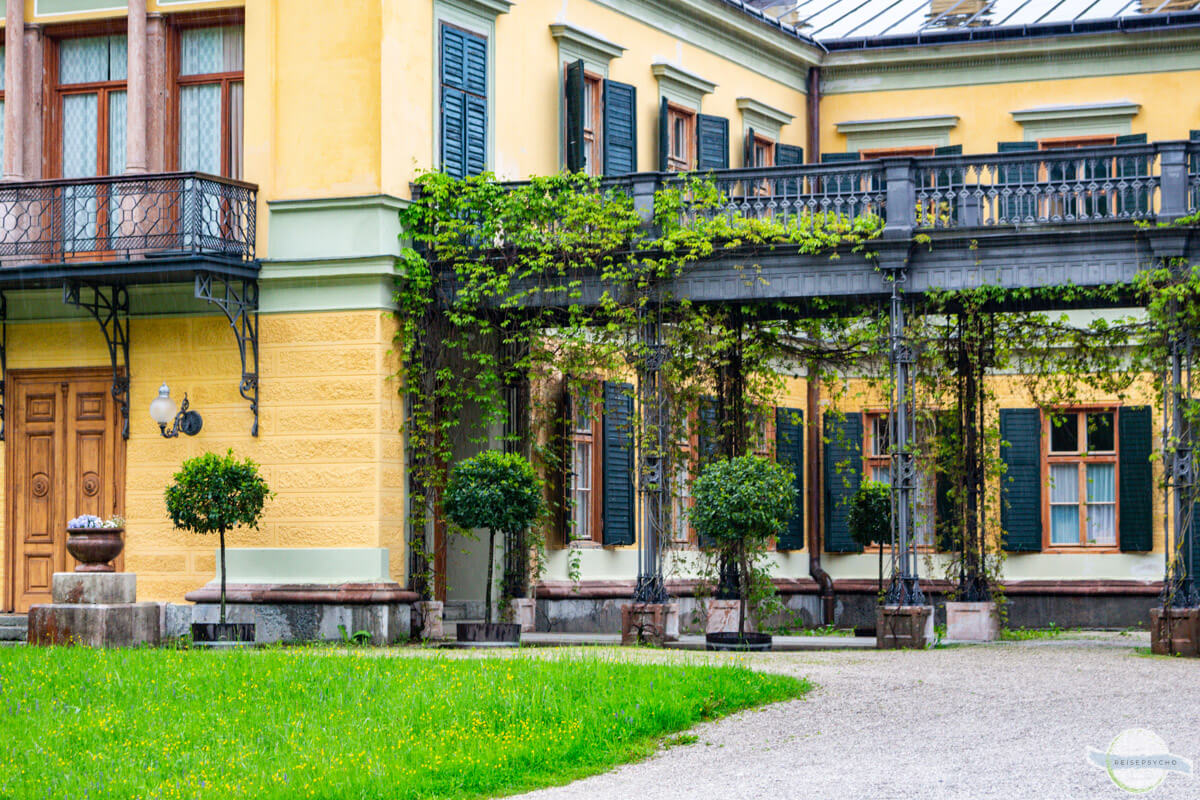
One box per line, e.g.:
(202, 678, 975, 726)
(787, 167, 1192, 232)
(6, 370, 124, 612)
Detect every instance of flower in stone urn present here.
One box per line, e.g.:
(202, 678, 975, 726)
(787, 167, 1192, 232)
(66, 514, 126, 573)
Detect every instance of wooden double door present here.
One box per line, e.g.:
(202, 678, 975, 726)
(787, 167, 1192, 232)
(5, 369, 125, 612)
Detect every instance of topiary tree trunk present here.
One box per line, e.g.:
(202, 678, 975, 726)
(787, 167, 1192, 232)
(484, 527, 496, 625)
(219, 527, 228, 625)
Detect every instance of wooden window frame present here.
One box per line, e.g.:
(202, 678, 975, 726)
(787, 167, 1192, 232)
(858, 146, 936, 160)
(1042, 407, 1121, 553)
(169, 17, 246, 179)
(568, 381, 604, 546)
(666, 102, 695, 172)
(752, 133, 775, 168)
(863, 409, 936, 550)
(45, 32, 128, 181)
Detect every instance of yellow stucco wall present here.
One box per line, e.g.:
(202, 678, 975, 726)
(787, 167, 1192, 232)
(0, 310, 405, 604)
(820, 71, 1200, 154)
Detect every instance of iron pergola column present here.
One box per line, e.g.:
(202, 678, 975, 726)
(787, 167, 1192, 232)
(633, 313, 669, 604)
(885, 273, 924, 606)
(1163, 308, 1198, 608)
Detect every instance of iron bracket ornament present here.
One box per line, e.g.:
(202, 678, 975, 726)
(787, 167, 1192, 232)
(63, 282, 131, 439)
(195, 273, 260, 436)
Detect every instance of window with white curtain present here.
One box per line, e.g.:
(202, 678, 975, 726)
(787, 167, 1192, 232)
(177, 25, 244, 178)
(1046, 410, 1118, 547)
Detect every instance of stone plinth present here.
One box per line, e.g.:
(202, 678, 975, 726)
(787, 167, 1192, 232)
(187, 583, 415, 645)
(946, 601, 1000, 642)
(621, 602, 679, 646)
(706, 599, 756, 634)
(877, 605, 933, 649)
(412, 601, 444, 640)
(504, 598, 536, 633)
(28, 572, 158, 648)
(1150, 607, 1200, 657)
(53, 572, 136, 605)
(29, 602, 160, 647)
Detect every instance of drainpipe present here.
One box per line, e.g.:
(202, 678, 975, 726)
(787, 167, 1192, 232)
(805, 66, 820, 164)
(807, 362, 835, 624)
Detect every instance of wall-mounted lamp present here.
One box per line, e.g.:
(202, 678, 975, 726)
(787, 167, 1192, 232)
(149, 383, 203, 438)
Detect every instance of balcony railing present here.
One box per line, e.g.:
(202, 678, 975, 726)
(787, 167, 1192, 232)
(0, 172, 256, 266)
(526, 140, 1198, 236)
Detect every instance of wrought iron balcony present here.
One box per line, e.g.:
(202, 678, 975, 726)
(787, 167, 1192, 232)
(0, 171, 257, 287)
(591, 139, 1199, 232)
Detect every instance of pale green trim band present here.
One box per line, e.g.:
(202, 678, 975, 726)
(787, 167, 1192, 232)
(653, 62, 716, 111)
(588, 0, 812, 91)
(737, 97, 794, 140)
(1012, 102, 1139, 141)
(837, 115, 958, 151)
(836, 115, 960, 135)
(266, 194, 407, 263)
(550, 23, 625, 66)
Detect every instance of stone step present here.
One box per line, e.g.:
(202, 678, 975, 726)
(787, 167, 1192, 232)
(0, 627, 27, 642)
(0, 614, 30, 643)
(0, 640, 24, 647)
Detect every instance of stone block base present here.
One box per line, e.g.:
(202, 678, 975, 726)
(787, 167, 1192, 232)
(52, 572, 137, 605)
(191, 602, 411, 645)
(705, 599, 757, 634)
(945, 601, 1000, 642)
(1150, 607, 1200, 656)
(28, 602, 160, 648)
(504, 598, 536, 633)
(877, 605, 933, 649)
(621, 603, 679, 645)
(412, 601, 444, 640)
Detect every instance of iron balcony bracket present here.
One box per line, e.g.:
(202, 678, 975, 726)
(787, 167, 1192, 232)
(0, 291, 7, 441)
(63, 282, 131, 439)
(195, 273, 260, 437)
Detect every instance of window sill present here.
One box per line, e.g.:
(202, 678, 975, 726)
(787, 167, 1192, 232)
(1041, 546, 1123, 554)
(566, 540, 603, 550)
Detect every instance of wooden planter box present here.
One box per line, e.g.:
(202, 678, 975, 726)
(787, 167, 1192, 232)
(876, 605, 933, 650)
(1150, 606, 1200, 657)
(621, 603, 679, 646)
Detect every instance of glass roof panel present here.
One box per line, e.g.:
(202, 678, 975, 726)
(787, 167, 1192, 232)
(765, 0, 1200, 43)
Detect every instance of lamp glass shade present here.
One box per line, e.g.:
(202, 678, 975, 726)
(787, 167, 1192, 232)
(149, 384, 177, 425)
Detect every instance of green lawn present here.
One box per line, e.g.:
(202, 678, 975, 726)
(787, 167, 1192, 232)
(0, 647, 808, 800)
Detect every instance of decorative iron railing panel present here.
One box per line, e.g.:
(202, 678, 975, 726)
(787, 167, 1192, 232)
(0, 172, 256, 265)
(658, 161, 887, 226)
(912, 144, 1162, 229)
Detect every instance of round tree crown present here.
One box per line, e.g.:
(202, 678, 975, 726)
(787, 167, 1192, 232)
(165, 450, 271, 536)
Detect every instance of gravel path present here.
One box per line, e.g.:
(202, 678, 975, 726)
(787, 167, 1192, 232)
(516, 633, 1199, 800)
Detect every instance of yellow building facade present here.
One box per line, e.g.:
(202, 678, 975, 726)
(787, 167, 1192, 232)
(1, 0, 1197, 632)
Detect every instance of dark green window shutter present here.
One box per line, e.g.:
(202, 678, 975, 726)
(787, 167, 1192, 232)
(564, 60, 586, 173)
(823, 411, 863, 553)
(743, 127, 756, 168)
(1191, 131, 1200, 209)
(1115, 133, 1149, 216)
(820, 152, 861, 197)
(775, 407, 805, 551)
(658, 97, 670, 172)
(440, 25, 487, 179)
(997, 141, 1039, 223)
(1119, 405, 1153, 552)
(695, 114, 729, 171)
(602, 80, 637, 176)
(1190, 501, 1200, 592)
(776, 144, 804, 195)
(776, 144, 803, 165)
(935, 410, 958, 552)
(999, 408, 1042, 552)
(602, 381, 635, 546)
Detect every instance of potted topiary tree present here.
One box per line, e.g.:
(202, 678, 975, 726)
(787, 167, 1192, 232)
(848, 480, 892, 600)
(692, 454, 796, 652)
(165, 450, 271, 645)
(443, 450, 544, 645)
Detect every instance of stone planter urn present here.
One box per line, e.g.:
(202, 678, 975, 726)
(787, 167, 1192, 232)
(945, 601, 1000, 642)
(66, 527, 125, 573)
(412, 600, 445, 641)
